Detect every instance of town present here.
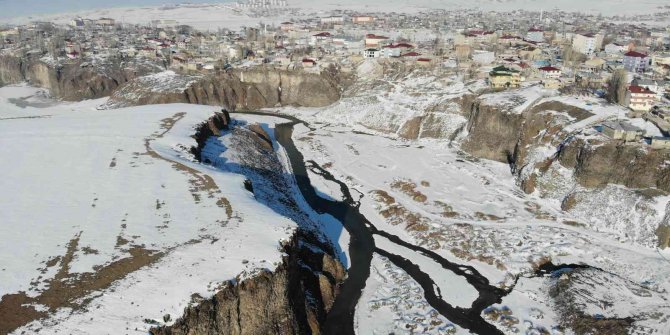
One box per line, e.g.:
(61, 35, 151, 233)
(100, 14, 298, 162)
(4, 1, 670, 334)
(1, 4, 670, 145)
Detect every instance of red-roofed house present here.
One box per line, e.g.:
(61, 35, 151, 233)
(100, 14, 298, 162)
(416, 58, 433, 66)
(365, 34, 390, 48)
(381, 43, 414, 57)
(628, 85, 656, 112)
(401, 51, 421, 60)
(623, 51, 650, 73)
(302, 58, 317, 68)
(538, 66, 561, 79)
(311, 32, 333, 45)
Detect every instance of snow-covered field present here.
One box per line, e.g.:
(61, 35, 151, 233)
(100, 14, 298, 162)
(2, 0, 668, 29)
(0, 85, 299, 333)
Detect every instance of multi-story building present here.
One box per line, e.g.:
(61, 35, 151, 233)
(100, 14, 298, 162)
(363, 48, 381, 58)
(538, 66, 561, 79)
(526, 28, 544, 43)
(623, 51, 650, 73)
(627, 85, 656, 112)
(352, 16, 375, 24)
(364, 34, 389, 48)
(604, 43, 626, 55)
(572, 33, 603, 55)
(489, 65, 521, 89)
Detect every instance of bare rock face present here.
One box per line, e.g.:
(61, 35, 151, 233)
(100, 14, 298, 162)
(151, 235, 346, 335)
(0, 55, 161, 100)
(0, 55, 25, 86)
(106, 68, 341, 110)
(461, 99, 525, 163)
(460, 95, 670, 193)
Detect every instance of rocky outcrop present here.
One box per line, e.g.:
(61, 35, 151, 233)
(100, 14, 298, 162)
(151, 234, 346, 335)
(163, 113, 347, 335)
(459, 93, 670, 192)
(106, 68, 341, 110)
(0, 54, 161, 100)
(461, 99, 526, 163)
(0, 55, 25, 86)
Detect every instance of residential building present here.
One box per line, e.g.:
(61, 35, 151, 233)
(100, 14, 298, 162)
(601, 121, 643, 142)
(489, 65, 521, 89)
(352, 16, 375, 24)
(538, 66, 561, 79)
(364, 34, 389, 48)
(627, 85, 656, 112)
(572, 33, 603, 55)
(526, 28, 544, 43)
(635, 79, 664, 100)
(604, 43, 626, 55)
(381, 44, 402, 57)
(623, 51, 650, 73)
(363, 48, 381, 58)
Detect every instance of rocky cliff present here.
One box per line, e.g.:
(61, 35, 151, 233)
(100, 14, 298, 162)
(0, 54, 162, 100)
(150, 112, 347, 335)
(105, 68, 341, 110)
(151, 234, 346, 335)
(458, 89, 670, 246)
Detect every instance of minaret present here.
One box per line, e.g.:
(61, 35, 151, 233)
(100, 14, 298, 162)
(540, 9, 543, 23)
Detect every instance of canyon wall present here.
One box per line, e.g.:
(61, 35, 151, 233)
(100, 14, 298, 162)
(106, 68, 341, 110)
(0, 54, 160, 100)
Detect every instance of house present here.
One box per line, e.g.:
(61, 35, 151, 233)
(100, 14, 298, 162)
(623, 51, 650, 73)
(538, 66, 561, 79)
(651, 137, 670, 149)
(352, 16, 375, 24)
(526, 28, 544, 43)
(320, 16, 344, 24)
(97, 17, 115, 26)
(311, 32, 332, 45)
(302, 58, 317, 68)
(363, 48, 381, 58)
(627, 86, 656, 112)
(572, 33, 603, 55)
(381, 43, 413, 57)
(601, 121, 643, 142)
(365, 34, 390, 48)
(653, 53, 670, 66)
(635, 79, 664, 100)
(604, 43, 626, 55)
(69, 18, 85, 28)
(458, 30, 496, 44)
(584, 58, 606, 72)
(280, 22, 294, 32)
(489, 65, 521, 89)
(416, 58, 432, 66)
(401, 51, 421, 60)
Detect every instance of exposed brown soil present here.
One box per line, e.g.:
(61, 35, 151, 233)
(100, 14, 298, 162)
(390, 179, 428, 203)
(0, 233, 162, 334)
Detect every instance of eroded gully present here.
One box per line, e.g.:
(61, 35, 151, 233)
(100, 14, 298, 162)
(230, 110, 513, 335)
(229, 110, 611, 335)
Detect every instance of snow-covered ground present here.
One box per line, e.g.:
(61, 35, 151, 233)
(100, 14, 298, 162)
(3, 0, 668, 29)
(0, 85, 301, 333)
(278, 94, 670, 333)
